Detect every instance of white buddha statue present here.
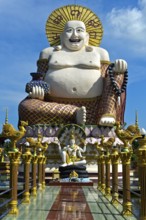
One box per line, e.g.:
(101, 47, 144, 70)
(19, 5, 127, 127)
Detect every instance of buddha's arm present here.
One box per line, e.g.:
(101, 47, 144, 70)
(98, 59, 128, 126)
(28, 47, 54, 100)
(95, 47, 127, 126)
(37, 47, 54, 74)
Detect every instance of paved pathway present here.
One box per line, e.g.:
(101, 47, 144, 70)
(3, 186, 138, 220)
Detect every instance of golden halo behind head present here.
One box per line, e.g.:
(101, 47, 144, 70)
(46, 5, 103, 47)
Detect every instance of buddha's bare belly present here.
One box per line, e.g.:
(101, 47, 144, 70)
(44, 68, 103, 98)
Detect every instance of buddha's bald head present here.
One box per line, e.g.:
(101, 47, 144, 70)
(60, 20, 89, 51)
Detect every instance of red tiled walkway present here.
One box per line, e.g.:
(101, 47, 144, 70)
(46, 186, 94, 220)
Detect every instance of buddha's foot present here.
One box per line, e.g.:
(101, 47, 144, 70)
(76, 106, 86, 125)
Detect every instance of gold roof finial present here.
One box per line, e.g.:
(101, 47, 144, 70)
(5, 108, 8, 124)
(135, 110, 139, 127)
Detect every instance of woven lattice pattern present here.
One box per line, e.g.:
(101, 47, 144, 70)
(19, 97, 101, 125)
(19, 98, 78, 125)
(37, 59, 49, 74)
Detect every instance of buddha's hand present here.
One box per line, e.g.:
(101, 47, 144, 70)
(99, 115, 116, 127)
(29, 86, 45, 100)
(114, 59, 127, 73)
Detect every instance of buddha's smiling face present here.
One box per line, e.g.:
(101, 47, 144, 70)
(61, 20, 89, 51)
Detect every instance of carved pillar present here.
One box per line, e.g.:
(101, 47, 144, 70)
(100, 151, 105, 193)
(120, 151, 132, 215)
(110, 147, 119, 204)
(22, 148, 32, 204)
(137, 137, 146, 220)
(97, 156, 101, 190)
(8, 151, 21, 214)
(42, 156, 47, 189)
(31, 155, 38, 196)
(38, 151, 43, 190)
(105, 154, 111, 198)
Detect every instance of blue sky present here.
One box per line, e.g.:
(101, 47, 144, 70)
(0, 0, 146, 130)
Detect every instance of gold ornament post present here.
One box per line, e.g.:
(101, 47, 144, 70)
(96, 144, 102, 190)
(96, 141, 103, 190)
(41, 143, 48, 189)
(137, 136, 146, 220)
(101, 136, 115, 198)
(120, 151, 132, 215)
(38, 150, 43, 190)
(26, 134, 48, 191)
(97, 155, 101, 190)
(8, 151, 21, 215)
(100, 150, 106, 194)
(22, 148, 32, 204)
(115, 121, 141, 214)
(110, 147, 119, 205)
(42, 156, 47, 189)
(0, 119, 28, 152)
(105, 153, 111, 198)
(31, 155, 38, 196)
(0, 116, 27, 214)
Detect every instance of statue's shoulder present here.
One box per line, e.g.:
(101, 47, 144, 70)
(39, 47, 54, 59)
(92, 46, 110, 61)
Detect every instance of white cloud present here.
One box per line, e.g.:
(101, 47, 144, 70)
(105, 0, 146, 55)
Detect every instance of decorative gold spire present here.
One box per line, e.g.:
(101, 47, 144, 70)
(135, 110, 138, 128)
(5, 108, 8, 124)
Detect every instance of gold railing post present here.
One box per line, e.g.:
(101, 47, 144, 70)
(97, 155, 101, 190)
(137, 137, 146, 220)
(42, 156, 47, 189)
(8, 151, 21, 215)
(120, 151, 132, 215)
(110, 147, 120, 205)
(38, 151, 43, 190)
(31, 155, 38, 196)
(22, 148, 32, 204)
(105, 153, 111, 198)
(100, 151, 106, 194)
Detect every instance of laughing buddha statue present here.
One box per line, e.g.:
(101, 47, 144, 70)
(19, 5, 128, 126)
